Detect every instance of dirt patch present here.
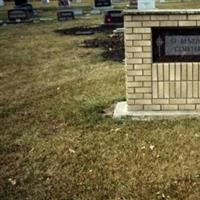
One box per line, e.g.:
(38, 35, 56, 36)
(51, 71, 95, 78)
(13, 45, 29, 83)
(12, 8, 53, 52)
(55, 25, 124, 62)
(80, 34, 124, 62)
(55, 25, 124, 61)
(55, 25, 121, 35)
(102, 103, 116, 117)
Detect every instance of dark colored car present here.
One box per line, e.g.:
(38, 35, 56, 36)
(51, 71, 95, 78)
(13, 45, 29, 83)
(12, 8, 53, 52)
(104, 10, 123, 27)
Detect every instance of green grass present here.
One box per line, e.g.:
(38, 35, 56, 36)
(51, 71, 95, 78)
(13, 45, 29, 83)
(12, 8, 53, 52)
(158, 0, 200, 9)
(0, 1, 200, 200)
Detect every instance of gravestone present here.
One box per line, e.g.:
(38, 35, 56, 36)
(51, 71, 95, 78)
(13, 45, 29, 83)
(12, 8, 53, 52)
(13, 0, 35, 17)
(57, 0, 77, 21)
(14, 0, 28, 6)
(57, 10, 74, 21)
(58, 0, 71, 9)
(129, 0, 137, 9)
(0, 0, 4, 6)
(21, 4, 34, 16)
(8, 0, 35, 22)
(138, 0, 155, 10)
(8, 9, 32, 22)
(72, 0, 84, 16)
(57, 0, 72, 21)
(57, 0, 83, 19)
(91, 0, 112, 15)
(94, 0, 112, 8)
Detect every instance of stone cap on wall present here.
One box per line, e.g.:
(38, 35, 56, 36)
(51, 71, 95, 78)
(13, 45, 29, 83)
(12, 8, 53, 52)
(124, 9, 200, 15)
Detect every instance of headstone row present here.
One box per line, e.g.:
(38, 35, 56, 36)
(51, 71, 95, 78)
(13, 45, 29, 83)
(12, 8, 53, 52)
(2, 0, 157, 24)
(7, 0, 35, 23)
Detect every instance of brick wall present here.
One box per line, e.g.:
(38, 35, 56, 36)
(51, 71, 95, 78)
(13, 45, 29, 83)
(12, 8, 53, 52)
(124, 10, 200, 111)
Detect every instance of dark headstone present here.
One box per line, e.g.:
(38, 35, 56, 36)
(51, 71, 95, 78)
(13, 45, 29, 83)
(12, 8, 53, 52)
(104, 10, 123, 26)
(14, 0, 28, 6)
(129, 0, 137, 9)
(152, 27, 200, 62)
(94, 0, 111, 8)
(57, 10, 74, 21)
(19, 4, 34, 17)
(8, 9, 32, 22)
(58, 0, 70, 8)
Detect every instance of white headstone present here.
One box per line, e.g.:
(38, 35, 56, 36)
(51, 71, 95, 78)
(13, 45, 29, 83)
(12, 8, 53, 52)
(160, 0, 165, 2)
(0, 0, 4, 6)
(42, 0, 50, 4)
(138, 0, 155, 10)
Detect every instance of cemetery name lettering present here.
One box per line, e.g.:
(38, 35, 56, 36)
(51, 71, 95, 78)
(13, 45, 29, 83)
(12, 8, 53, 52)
(165, 35, 200, 56)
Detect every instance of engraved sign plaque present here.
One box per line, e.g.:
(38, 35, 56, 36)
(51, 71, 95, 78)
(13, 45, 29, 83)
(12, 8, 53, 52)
(165, 36, 200, 56)
(152, 28, 200, 62)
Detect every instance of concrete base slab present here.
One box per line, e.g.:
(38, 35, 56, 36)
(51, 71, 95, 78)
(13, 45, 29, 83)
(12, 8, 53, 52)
(113, 101, 200, 120)
(57, 8, 83, 16)
(113, 0, 123, 3)
(73, 8, 83, 16)
(94, 6, 113, 10)
(91, 6, 114, 14)
(91, 9, 101, 15)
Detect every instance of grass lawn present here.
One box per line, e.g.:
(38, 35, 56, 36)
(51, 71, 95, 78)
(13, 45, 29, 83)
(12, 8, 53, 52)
(0, 1, 200, 200)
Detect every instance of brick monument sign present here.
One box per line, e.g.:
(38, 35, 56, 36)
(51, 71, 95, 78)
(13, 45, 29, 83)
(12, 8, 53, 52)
(114, 9, 200, 118)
